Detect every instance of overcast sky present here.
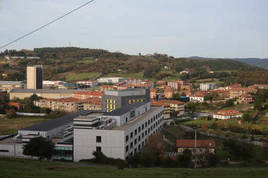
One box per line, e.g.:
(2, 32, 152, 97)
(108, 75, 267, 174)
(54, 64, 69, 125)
(0, 0, 267, 58)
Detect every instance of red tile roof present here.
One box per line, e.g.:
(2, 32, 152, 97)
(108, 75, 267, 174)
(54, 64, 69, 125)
(176, 140, 215, 148)
(215, 109, 242, 116)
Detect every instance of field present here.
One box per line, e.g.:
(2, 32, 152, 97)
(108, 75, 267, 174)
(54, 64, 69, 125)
(66, 72, 101, 81)
(0, 113, 64, 135)
(0, 157, 267, 178)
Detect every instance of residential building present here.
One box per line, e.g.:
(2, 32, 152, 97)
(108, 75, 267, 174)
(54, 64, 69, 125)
(176, 139, 215, 154)
(34, 97, 102, 112)
(150, 88, 157, 99)
(213, 110, 243, 120)
(168, 81, 180, 90)
(151, 100, 185, 119)
(27, 65, 43, 89)
(164, 87, 173, 99)
(189, 93, 206, 103)
(199, 83, 218, 91)
(102, 88, 150, 112)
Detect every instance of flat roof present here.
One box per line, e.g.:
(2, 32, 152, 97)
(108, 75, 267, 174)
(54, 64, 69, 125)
(19, 111, 91, 132)
(113, 106, 163, 130)
(0, 81, 24, 85)
(105, 88, 147, 97)
(10, 89, 79, 94)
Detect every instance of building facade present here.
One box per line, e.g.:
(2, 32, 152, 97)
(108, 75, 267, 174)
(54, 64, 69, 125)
(27, 65, 43, 89)
(102, 88, 150, 112)
(73, 103, 164, 161)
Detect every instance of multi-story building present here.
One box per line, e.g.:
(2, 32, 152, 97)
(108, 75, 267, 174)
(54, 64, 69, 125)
(102, 88, 150, 112)
(151, 100, 185, 119)
(34, 97, 102, 112)
(199, 83, 218, 91)
(27, 65, 43, 89)
(73, 102, 164, 161)
(164, 87, 173, 99)
(168, 81, 180, 90)
(150, 88, 157, 99)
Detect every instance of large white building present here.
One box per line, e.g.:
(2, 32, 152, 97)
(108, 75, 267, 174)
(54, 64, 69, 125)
(200, 83, 218, 91)
(74, 102, 163, 161)
(97, 77, 126, 84)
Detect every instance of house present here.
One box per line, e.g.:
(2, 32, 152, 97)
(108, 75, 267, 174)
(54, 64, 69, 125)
(150, 88, 157, 99)
(176, 139, 215, 154)
(189, 93, 206, 103)
(213, 110, 242, 120)
(199, 83, 218, 91)
(151, 100, 185, 118)
(72, 91, 103, 100)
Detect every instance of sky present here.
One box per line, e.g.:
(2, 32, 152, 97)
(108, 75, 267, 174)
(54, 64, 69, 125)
(0, 0, 267, 58)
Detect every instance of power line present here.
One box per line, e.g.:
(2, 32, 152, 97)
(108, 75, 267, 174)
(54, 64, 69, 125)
(0, 0, 96, 50)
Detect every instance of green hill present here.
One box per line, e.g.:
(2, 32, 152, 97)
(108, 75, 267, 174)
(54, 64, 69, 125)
(0, 47, 267, 85)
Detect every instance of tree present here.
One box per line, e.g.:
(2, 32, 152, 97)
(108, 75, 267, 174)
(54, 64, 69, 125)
(6, 108, 17, 119)
(185, 102, 196, 114)
(177, 149, 193, 168)
(225, 99, 235, 107)
(23, 137, 54, 160)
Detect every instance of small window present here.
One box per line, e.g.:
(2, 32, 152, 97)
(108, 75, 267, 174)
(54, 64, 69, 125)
(126, 135, 129, 142)
(96, 136, 102, 143)
(126, 146, 129, 152)
(96, 146, 102, 152)
(130, 132, 133, 138)
(134, 129, 137, 136)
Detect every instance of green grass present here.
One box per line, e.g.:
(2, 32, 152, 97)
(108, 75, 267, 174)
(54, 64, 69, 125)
(66, 72, 101, 81)
(0, 116, 54, 135)
(0, 157, 267, 178)
(104, 72, 144, 79)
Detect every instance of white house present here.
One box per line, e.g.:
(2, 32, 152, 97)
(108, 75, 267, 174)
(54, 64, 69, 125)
(213, 110, 243, 120)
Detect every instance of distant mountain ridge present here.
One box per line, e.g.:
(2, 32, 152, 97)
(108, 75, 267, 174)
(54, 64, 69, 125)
(189, 56, 268, 69)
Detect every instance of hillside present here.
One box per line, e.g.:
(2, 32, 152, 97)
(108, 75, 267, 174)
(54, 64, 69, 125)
(0, 47, 267, 85)
(190, 56, 268, 69)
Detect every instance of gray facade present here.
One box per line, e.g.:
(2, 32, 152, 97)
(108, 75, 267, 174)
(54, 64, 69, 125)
(102, 88, 150, 112)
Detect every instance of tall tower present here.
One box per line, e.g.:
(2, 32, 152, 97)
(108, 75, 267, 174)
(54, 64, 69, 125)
(26, 65, 43, 89)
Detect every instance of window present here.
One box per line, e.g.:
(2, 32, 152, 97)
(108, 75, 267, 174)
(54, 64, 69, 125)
(126, 146, 129, 152)
(130, 142, 133, 148)
(134, 139, 137, 144)
(130, 132, 133, 138)
(96, 136, 101, 143)
(96, 146, 102, 152)
(138, 127, 141, 132)
(134, 129, 137, 136)
(126, 135, 129, 142)
(138, 136, 141, 141)
(142, 124, 144, 130)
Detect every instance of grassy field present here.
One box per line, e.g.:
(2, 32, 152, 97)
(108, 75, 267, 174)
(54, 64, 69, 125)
(0, 157, 267, 178)
(104, 72, 144, 79)
(0, 116, 57, 135)
(66, 72, 101, 81)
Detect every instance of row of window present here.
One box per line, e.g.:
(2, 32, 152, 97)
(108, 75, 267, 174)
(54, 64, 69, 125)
(125, 112, 163, 142)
